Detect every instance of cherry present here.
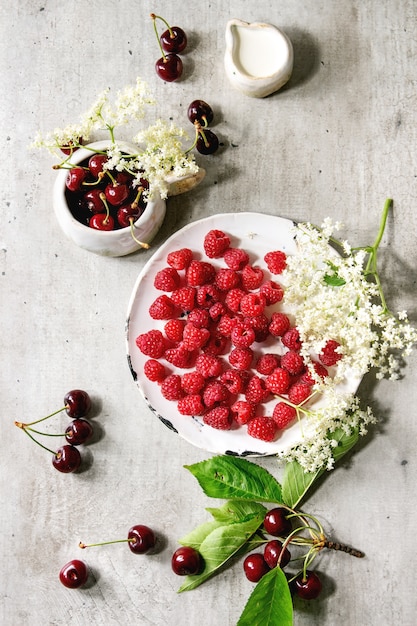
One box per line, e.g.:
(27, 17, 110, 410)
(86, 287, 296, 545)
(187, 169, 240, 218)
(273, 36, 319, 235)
(66, 167, 86, 192)
(243, 553, 270, 582)
(171, 546, 201, 576)
(294, 571, 322, 600)
(59, 559, 88, 588)
(79, 524, 156, 554)
(196, 129, 219, 155)
(263, 508, 292, 537)
(188, 100, 214, 126)
(52, 444, 81, 473)
(89, 213, 115, 231)
(104, 183, 129, 206)
(83, 189, 106, 214)
(263, 540, 291, 569)
(155, 53, 183, 82)
(61, 139, 81, 155)
(88, 154, 108, 178)
(64, 390, 92, 419)
(117, 205, 141, 228)
(160, 25, 187, 53)
(65, 419, 93, 445)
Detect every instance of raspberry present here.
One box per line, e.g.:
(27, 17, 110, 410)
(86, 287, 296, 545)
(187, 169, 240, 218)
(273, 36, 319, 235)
(240, 293, 266, 317)
(186, 260, 216, 286)
(225, 288, 246, 313)
(203, 381, 229, 408)
(215, 268, 241, 291)
(164, 318, 186, 342)
(195, 353, 223, 378)
(153, 267, 181, 291)
(256, 353, 281, 375)
(177, 394, 205, 416)
(167, 247, 193, 270)
(161, 374, 184, 400)
(247, 416, 277, 442)
(144, 359, 166, 382)
(288, 382, 311, 405)
(149, 295, 179, 320)
(164, 345, 194, 368)
(224, 247, 250, 270)
(244, 314, 269, 342)
(203, 229, 231, 258)
(209, 302, 226, 322)
(203, 406, 232, 430)
(272, 402, 297, 429)
(136, 329, 166, 358)
(282, 327, 302, 351)
(241, 265, 264, 291)
(220, 369, 246, 394)
(182, 323, 210, 351)
(265, 368, 291, 394)
(217, 314, 238, 337)
(231, 322, 256, 348)
(319, 340, 343, 366)
(264, 250, 287, 274)
(229, 347, 253, 370)
(260, 280, 284, 305)
(202, 333, 229, 356)
(230, 400, 255, 425)
(245, 375, 270, 404)
(300, 362, 329, 385)
(281, 351, 305, 376)
(196, 284, 222, 308)
(269, 313, 291, 337)
(171, 286, 196, 312)
(181, 371, 206, 395)
(187, 308, 210, 328)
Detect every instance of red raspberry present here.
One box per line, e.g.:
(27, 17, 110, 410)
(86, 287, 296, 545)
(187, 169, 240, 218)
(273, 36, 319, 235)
(136, 329, 166, 358)
(153, 267, 181, 291)
(149, 294, 179, 320)
(171, 286, 196, 312)
(144, 359, 166, 382)
(319, 340, 343, 366)
(247, 416, 277, 442)
(288, 382, 311, 405)
(186, 260, 216, 286)
(229, 347, 253, 370)
(196, 284, 222, 308)
(202, 332, 229, 356)
(264, 250, 287, 274)
(281, 351, 305, 376)
(245, 375, 270, 404)
(260, 280, 284, 305)
(203, 229, 231, 258)
(272, 402, 297, 429)
(164, 318, 186, 342)
(203, 381, 229, 408)
(195, 353, 223, 378)
(244, 314, 270, 342)
(282, 327, 302, 351)
(256, 353, 281, 375)
(181, 371, 206, 395)
(240, 293, 266, 317)
(182, 323, 210, 351)
(231, 322, 256, 348)
(230, 400, 256, 425)
(220, 369, 246, 394)
(217, 314, 238, 337)
(224, 247, 249, 270)
(167, 247, 193, 270)
(300, 362, 329, 384)
(215, 268, 241, 291)
(203, 406, 232, 430)
(241, 265, 264, 291)
(269, 313, 291, 337)
(265, 368, 291, 394)
(161, 374, 184, 400)
(177, 394, 205, 415)
(164, 345, 194, 368)
(208, 302, 226, 322)
(225, 288, 246, 313)
(187, 308, 210, 328)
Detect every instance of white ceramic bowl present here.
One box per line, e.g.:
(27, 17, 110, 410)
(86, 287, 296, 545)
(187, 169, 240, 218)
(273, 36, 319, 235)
(53, 140, 167, 257)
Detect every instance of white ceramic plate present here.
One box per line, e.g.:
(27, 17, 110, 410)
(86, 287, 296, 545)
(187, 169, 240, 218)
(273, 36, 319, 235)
(126, 212, 361, 456)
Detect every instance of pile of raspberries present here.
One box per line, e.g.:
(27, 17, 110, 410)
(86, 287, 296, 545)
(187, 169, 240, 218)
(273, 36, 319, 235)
(136, 229, 342, 442)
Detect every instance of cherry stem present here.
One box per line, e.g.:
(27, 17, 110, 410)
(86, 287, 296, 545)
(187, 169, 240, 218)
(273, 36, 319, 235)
(99, 193, 111, 225)
(18, 426, 56, 456)
(24, 427, 64, 437)
(150, 13, 174, 37)
(15, 406, 67, 429)
(150, 13, 167, 61)
(79, 538, 134, 549)
(131, 186, 144, 210)
(129, 219, 150, 249)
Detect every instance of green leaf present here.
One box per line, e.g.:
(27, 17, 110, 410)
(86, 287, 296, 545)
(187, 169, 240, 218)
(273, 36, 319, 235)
(184, 455, 283, 503)
(237, 567, 293, 626)
(323, 274, 346, 286)
(206, 499, 267, 523)
(178, 513, 265, 592)
(282, 427, 360, 508)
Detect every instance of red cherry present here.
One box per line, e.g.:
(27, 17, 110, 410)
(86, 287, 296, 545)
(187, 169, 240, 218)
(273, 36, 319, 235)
(294, 571, 322, 600)
(61, 139, 81, 155)
(66, 167, 86, 192)
(160, 26, 187, 53)
(243, 553, 270, 582)
(59, 560, 88, 588)
(52, 445, 81, 473)
(127, 525, 156, 554)
(65, 419, 93, 445)
(171, 546, 201, 575)
(83, 189, 106, 214)
(263, 508, 292, 537)
(89, 213, 115, 231)
(117, 205, 141, 228)
(105, 183, 129, 206)
(196, 129, 219, 155)
(64, 389, 91, 418)
(155, 54, 183, 82)
(187, 100, 214, 126)
(263, 540, 291, 569)
(88, 154, 108, 178)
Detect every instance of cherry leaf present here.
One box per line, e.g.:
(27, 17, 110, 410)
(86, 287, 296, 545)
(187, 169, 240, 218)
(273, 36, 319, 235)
(184, 455, 283, 503)
(237, 566, 293, 626)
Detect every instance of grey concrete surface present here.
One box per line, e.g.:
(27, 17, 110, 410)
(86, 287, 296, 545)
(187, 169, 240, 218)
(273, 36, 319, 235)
(1, 1, 417, 625)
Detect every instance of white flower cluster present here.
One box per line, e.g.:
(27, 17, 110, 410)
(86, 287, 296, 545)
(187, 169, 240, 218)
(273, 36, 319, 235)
(278, 215, 417, 472)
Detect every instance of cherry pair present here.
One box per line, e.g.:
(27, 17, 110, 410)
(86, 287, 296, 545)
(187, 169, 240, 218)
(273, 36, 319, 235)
(151, 14, 187, 82)
(187, 100, 219, 155)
